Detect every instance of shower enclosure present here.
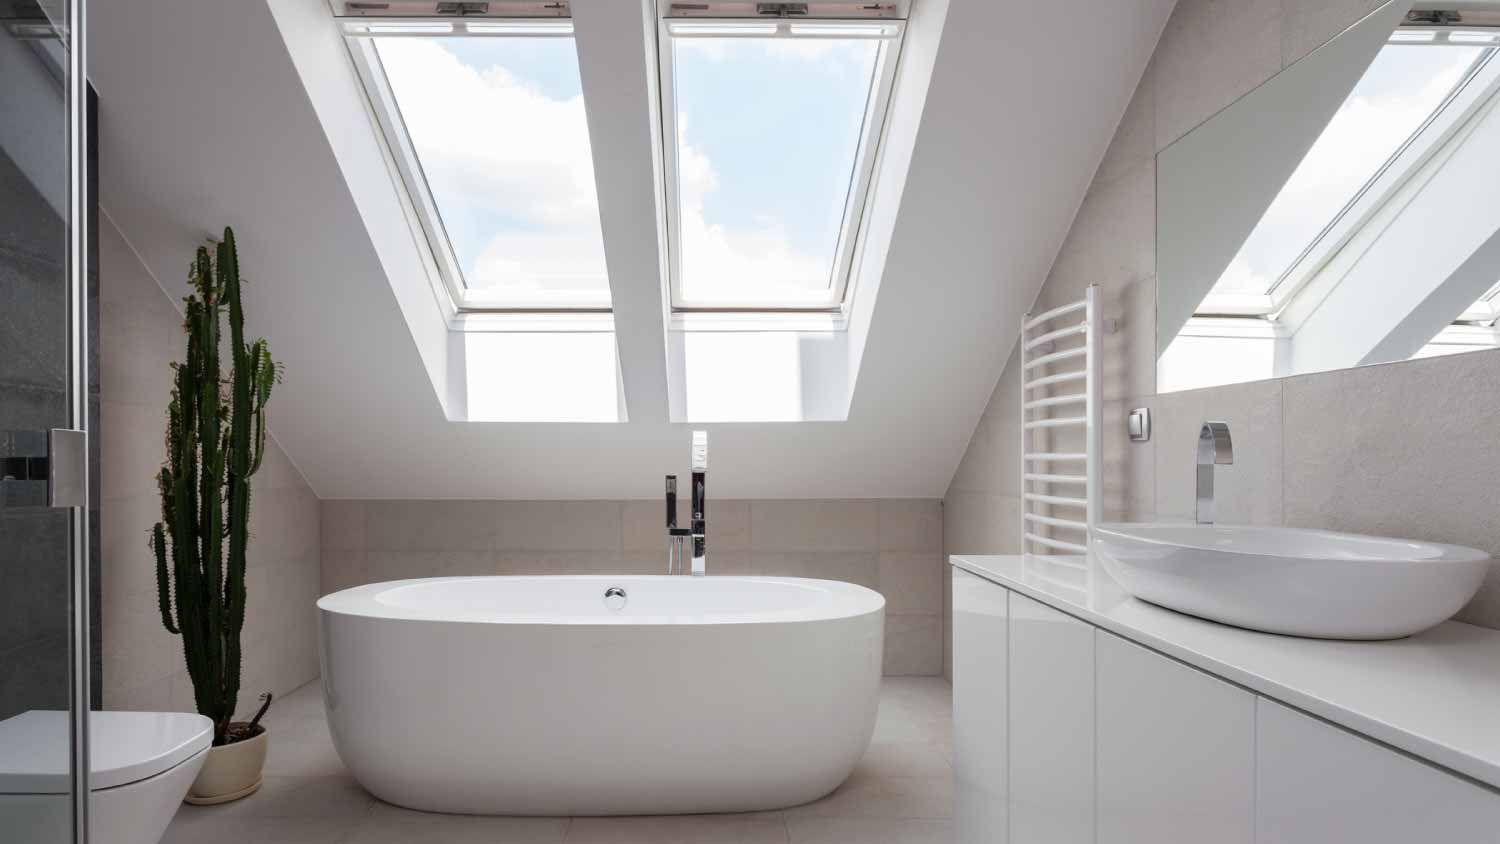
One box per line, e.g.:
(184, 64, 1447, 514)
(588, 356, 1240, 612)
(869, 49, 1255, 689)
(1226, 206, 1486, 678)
(0, 0, 97, 840)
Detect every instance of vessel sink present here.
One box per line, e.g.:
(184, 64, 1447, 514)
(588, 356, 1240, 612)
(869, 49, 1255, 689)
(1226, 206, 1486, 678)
(1092, 523, 1490, 640)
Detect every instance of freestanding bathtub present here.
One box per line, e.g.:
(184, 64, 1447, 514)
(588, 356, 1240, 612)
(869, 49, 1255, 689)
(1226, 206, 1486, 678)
(317, 575, 885, 815)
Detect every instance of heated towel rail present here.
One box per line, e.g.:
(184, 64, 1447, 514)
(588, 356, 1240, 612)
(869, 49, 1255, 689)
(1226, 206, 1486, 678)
(1020, 286, 1103, 560)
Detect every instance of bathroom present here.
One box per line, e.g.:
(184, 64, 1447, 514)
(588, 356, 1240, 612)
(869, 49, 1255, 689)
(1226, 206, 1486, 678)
(4, 0, 1500, 841)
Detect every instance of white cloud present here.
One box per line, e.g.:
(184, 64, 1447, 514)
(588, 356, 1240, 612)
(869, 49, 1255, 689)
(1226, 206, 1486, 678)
(378, 36, 834, 304)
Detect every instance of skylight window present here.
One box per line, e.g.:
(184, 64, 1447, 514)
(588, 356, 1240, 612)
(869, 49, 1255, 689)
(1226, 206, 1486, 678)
(658, 17, 904, 311)
(1199, 36, 1499, 316)
(343, 18, 611, 310)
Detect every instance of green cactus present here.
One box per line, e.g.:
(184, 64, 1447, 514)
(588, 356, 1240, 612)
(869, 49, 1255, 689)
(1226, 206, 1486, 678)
(151, 227, 279, 746)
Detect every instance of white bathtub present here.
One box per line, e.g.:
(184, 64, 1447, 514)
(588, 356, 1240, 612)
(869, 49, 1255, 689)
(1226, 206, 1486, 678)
(317, 575, 885, 815)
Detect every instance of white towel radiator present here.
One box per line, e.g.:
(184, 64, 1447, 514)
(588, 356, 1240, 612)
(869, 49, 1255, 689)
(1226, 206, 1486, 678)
(1019, 285, 1103, 559)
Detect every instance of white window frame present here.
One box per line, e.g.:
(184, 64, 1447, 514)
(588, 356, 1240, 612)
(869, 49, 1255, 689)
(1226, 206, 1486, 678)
(1197, 29, 1500, 319)
(339, 9, 613, 312)
(656, 8, 906, 313)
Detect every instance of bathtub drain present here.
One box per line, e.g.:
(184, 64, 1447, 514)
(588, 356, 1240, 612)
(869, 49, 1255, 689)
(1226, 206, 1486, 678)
(604, 586, 627, 611)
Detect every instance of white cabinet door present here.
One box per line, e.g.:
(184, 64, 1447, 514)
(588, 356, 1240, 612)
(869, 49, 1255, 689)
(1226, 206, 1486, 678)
(1095, 631, 1255, 844)
(1256, 698, 1500, 843)
(1008, 592, 1094, 844)
(952, 569, 1010, 844)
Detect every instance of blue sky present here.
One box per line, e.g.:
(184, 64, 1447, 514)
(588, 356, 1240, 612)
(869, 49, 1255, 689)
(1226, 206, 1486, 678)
(377, 31, 880, 303)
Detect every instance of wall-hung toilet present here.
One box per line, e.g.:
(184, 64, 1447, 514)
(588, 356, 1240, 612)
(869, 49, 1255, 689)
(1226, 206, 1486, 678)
(0, 710, 213, 844)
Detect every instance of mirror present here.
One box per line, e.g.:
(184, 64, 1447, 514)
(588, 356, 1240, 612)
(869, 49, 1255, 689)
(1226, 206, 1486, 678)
(1156, 1, 1500, 393)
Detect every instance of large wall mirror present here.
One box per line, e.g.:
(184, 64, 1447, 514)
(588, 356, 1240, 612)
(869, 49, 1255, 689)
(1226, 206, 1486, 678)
(1157, 0, 1500, 392)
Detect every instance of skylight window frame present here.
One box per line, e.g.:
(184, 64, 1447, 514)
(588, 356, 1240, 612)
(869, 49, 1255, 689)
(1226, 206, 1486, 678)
(655, 14, 907, 313)
(1196, 30, 1500, 320)
(339, 15, 614, 312)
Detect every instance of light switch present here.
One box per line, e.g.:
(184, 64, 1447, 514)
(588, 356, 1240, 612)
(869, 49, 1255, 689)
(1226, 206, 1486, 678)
(1128, 407, 1151, 442)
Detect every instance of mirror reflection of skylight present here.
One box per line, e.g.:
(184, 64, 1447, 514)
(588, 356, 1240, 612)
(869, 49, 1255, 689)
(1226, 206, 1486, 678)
(662, 23, 899, 309)
(1208, 43, 1487, 303)
(368, 27, 611, 309)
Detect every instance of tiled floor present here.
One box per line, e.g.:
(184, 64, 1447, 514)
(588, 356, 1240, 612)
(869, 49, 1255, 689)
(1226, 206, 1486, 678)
(164, 677, 955, 844)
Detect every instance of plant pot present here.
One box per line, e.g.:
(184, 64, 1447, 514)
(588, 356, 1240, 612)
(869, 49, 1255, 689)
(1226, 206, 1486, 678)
(185, 725, 267, 805)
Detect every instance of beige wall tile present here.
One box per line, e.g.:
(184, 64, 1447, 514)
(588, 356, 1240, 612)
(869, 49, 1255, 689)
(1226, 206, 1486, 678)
(1282, 351, 1500, 626)
(1280, 0, 1389, 67)
(1093, 58, 1157, 190)
(1154, 0, 1282, 150)
(364, 500, 499, 551)
(751, 500, 879, 552)
(877, 500, 942, 552)
(884, 614, 943, 676)
(319, 550, 366, 596)
(946, 340, 1021, 498)
(878, 553, 943, 615)
(754, 552, 879, 590)
(319, 500, 366, 551)
(492, 500, 621, 551)
(940, 491, 1021, 556)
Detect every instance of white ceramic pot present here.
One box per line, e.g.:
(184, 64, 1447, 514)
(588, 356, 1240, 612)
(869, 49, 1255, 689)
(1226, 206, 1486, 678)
(185, 727, 267, 805)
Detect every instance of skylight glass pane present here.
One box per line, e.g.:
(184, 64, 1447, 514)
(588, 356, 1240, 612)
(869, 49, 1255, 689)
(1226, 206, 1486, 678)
(1208, 43, 1484, 300)
(373, 33, 611, 307)
(669, 34, 881, 307)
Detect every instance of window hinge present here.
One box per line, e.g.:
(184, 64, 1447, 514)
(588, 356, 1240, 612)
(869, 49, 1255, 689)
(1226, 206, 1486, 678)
(436, 1, 490, 15)
(1406, 10, 1461, 25)
(756, 3, 808, 17)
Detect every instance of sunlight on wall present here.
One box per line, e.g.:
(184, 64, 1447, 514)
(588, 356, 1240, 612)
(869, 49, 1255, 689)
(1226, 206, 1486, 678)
(464, 332, 622, 422)
(683, 332, 804, 422)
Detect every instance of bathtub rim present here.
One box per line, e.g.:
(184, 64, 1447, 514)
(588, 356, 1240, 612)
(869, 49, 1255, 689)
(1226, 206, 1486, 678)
(317, 574, 886, 627)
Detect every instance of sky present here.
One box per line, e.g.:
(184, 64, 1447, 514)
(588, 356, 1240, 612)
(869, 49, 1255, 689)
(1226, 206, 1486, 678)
(1210, 43, 1485, 300)
(374, 31, 880, 307)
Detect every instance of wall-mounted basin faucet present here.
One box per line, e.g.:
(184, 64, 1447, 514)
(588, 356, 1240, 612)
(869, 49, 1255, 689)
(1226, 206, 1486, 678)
(1196, 421, 1233, 525)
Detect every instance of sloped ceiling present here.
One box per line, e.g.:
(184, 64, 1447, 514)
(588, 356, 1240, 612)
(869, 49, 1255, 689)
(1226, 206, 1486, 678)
(89, 0, 1174, 500)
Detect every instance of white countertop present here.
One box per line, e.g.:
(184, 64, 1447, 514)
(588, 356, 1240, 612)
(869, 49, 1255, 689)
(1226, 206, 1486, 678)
(951, 553, 1500, 791)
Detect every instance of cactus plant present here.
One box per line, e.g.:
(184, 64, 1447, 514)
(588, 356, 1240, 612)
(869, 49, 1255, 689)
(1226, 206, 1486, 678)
(151, 227, 279, 747)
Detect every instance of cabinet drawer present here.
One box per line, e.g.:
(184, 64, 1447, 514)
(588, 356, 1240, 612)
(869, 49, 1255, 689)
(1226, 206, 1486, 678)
(1256, 698, 1500, 843)
(1095, 631, 1255, 844)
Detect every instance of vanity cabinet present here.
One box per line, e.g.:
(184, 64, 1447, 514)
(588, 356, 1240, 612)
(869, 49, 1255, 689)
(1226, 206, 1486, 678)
(1008, 592, 1094, 844)
(1256, 698, 1500, 843)
(953, 566, 1500, 844)
(952, 568, 1009, 843)
(1095, 632, 1254, 844)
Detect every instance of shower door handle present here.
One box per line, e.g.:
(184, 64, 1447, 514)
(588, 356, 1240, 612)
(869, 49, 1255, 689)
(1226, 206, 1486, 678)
(1, 428, 86, 508)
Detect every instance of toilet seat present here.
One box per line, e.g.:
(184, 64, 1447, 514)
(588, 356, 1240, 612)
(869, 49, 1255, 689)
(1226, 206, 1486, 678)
(0, 710, 213, 793)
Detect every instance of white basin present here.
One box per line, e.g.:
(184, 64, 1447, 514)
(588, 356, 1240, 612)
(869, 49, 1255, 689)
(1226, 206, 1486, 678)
(1092, 523, 1490, 640)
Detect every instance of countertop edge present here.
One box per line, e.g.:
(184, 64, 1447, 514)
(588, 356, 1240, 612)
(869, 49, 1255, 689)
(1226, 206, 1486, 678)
(950, 555, 1500, 793)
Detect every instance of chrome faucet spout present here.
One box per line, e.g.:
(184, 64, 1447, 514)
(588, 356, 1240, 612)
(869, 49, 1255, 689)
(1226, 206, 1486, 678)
(1195, 421, 1233, 525)
(690, 431, 707, 576)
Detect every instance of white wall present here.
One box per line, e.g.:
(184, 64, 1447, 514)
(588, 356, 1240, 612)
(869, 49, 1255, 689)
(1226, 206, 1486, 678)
(100, 216, 322, 717)
(943, 0, 1500, 677)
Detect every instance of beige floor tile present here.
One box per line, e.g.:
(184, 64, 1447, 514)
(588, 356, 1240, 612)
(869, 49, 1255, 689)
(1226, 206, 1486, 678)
(852, 740, 953, 779)
(347, 807, 568, 843)
(786, 817, 954, 844)
(563, 815, 789, 844)
(162, 814, 358, 844)
(783, 773, 952, 820)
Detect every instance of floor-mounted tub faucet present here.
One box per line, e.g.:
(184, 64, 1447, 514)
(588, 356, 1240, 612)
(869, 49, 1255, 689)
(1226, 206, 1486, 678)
(664, 431, 708, 575)
(690, 431, 708, 576)
(1196, 421, 1233, 525)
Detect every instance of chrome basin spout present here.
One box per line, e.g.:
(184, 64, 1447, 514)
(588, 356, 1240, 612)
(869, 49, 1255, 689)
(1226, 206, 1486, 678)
(1196, 421, 1233, 525)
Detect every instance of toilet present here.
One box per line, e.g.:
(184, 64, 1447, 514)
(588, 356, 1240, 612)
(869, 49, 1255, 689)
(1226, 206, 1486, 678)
(0, 710, 213, 844)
